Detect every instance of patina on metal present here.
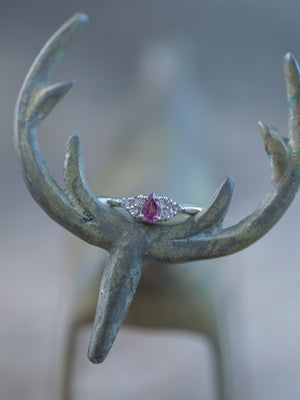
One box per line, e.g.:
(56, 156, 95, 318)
(14, 12, 300, 364)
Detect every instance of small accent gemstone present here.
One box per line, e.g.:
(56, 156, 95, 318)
(141, 192, 161, 223)
(173, 203, 182, 213)
(121, 198, 131, 208)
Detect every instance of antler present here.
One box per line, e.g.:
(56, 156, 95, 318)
(15, 13, 300, 364)
(14, 13, 117, 250)
(151, 53, 300, 262)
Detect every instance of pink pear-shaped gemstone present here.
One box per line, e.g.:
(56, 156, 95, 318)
(141, 192, 161, 223)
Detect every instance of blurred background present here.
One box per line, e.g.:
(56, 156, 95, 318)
(1, 1, 300, 399)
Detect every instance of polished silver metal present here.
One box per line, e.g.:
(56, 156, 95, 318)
(14, 12, 300, 366)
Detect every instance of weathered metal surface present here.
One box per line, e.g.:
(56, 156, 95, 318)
(14, 13, 300, 363)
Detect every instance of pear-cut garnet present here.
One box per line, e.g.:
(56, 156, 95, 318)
(141, 192, 161, 223)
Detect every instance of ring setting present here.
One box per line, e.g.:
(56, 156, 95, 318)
(98, 192, 202, 224)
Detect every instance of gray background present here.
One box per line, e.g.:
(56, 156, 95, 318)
(1, 1, 300, 399)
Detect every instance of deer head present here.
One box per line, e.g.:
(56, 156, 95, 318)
(15, 13, 300, 363)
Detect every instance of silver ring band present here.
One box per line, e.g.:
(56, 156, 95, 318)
(97, 192, 202, 224)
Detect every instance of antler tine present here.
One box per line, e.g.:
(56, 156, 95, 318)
(64, 135, 106, 219)
(284, 53, 300, 146)
(22, 12, 87, 89)
(152, 53, 300, 263)
(258, 122, 290, 185)
(157, 177, 234, 240)
(14, 13, 114, 249)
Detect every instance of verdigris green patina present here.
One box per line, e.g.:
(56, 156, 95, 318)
(14, 13, 300, 363)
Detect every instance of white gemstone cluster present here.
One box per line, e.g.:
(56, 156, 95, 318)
(159, 196, 182, 220)
(121, 195, 145, 218)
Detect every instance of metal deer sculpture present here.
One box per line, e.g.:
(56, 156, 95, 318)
(15, 12, 300, 397)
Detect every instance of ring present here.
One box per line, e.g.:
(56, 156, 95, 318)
(97, 192, 202, 224)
